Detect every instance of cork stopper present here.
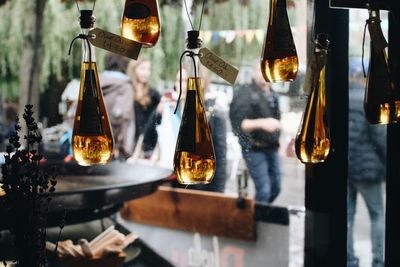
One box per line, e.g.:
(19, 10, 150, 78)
(316, 33, 330, 50)
(80, 10, 95, 29)
(186, 30, 202, 49)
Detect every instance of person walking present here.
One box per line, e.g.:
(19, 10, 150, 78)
(347, 58, 385, 267)
(229, 62, 281, 203)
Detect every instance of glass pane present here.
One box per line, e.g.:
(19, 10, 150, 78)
(348, 9, 387, 267)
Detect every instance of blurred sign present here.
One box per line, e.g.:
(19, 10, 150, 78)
(128, 222, 289, 267)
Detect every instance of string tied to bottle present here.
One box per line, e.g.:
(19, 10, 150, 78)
(361, 19, 369, 78)
(68, 6, 97, 94)
(362, 8, 388, 79)
(174, 29, 203, 115)
(173, 0, 207, 114)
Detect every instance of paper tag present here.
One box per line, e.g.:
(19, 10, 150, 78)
(89, 28, 142, 60)
(199, 47, 239, 85)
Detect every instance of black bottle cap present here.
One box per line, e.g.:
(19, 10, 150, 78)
(316, 33, 330, 49)
(80, 10, 96, 29)
(186, 30, 202, 49)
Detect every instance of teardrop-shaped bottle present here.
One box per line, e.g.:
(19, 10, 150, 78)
(121, 0, 161, 48)
(72, 10, 114, 166)
(364, 10, 399, 124)
(260, 0, 298, 82)
(174, 31, 216, 185)
(295, 34, 330, 163)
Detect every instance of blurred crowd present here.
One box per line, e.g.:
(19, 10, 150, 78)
(0, 53, 294, 201)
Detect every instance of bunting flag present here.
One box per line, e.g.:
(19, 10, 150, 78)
(212, 32, 219, 44)
(200, 30, 213, 44)
(225, 30, 236, 44)
(245, 30, 255, 44)
(200, 29, 267, 45)
(255, 29, 264, 44)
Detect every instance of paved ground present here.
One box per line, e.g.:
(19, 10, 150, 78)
(225, 155, 379, 267)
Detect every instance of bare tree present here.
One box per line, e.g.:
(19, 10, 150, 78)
(18, 0, 47, 124)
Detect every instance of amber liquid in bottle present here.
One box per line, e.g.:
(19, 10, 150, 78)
(121, 0, 160, 47)
(364, 47, 400, 124)
(174, 78, 215, 184)
(295, 68, 330, 163)
(261, 0, 298, 82)
(72, 62, 113, 166)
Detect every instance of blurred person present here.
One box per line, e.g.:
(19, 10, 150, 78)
(100, 52, 135, 160)
(156, 67, 188, 168)
(127, 58, 161, 158)
(58, 79, 79, 162)
(3, 102, 18, 142)
(347, 58, 385, 267)
(229, 62, 281, 203)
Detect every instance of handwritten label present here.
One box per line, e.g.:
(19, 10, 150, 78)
(89, 28, 142, 60)
(199, 47, 239, 85)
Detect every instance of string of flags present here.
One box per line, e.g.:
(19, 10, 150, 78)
(199, 29, 265, 44)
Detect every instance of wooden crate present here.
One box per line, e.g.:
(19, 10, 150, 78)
(121, 186, 256, 241)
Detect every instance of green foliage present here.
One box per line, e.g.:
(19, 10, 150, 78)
(0, 0, 278, 100)
(193, 0, 269, 66)
(139, 3, 184, 86)
(0, 1, 24, 99)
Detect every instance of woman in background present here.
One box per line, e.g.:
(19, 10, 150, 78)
(127, 59, 161, 158)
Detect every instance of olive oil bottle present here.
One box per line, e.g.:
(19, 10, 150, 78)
(72, 10, 113, 166)
(364, 10, 399, 124)
(261, 0, 298, 82)
(295, 34, 330, 163)
(121, 0, 161, 47)
(174, 31, 215, 184)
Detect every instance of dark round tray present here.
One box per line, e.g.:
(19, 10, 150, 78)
(49, 162, 172, 212)
(1, 161, 173, 227)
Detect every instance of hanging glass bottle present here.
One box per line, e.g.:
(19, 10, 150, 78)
(121, 0, 161, 48)
(72, 10, 114, 166)
(364, 9, 399, 124)
(174, 31, 216, 185)
(260, 0, 298, 83)
(295, 33, 330, 164)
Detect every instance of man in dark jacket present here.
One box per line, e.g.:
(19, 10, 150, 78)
(100, 53, 135, 159)
(229, 63, 281, 203)
(347, 59, 385, 267)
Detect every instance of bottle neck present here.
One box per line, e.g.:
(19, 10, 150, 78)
(368, 10, 381, 24)
(270, 0, 287, 11)
(315, 46, 328, 53)
(187, 48, 201, 78)
(81, 28, 96, 63)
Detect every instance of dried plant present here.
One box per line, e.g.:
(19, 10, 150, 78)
(1, 105, 57, 267)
